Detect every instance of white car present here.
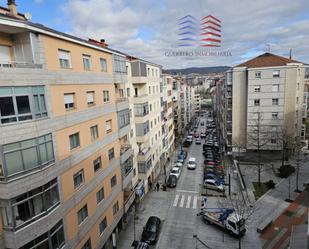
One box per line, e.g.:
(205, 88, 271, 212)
(187, 157, 196, 170)
(175, 162, 183, 167)
(187, 135, 193, 142)
(170, 167, 181, 178)
(204, 179, 224, 192)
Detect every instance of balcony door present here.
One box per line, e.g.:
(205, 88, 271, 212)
(0, 45, 11, 65)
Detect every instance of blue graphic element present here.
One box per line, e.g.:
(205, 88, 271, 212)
(177, 14, 199, 47)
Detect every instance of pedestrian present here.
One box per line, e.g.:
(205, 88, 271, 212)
(156, 182, 160, 191)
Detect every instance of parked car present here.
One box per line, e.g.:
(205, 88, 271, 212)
(183, 140, 191, 147)
(175, 162, 183, 167)
(204, 179, 224, 192)
(187, 157, 197, 170)
(177, 154, 185, 163)
(167, 175, 177, 188)
(187, 135, 193, 143)
(178, 150, 187, 159)
(200, 122, 204, 126)
(201, 133, 206, 138)
(170, 167, 181, 178)
(204, 172, 225, 183)
(134, 242, 150, 249)
(141, 216, 161, 244)
(194, 133, 199, 138)
(195, 138, 202, 144)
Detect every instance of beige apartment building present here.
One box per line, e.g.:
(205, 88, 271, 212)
(218, 53, 309, 153)
(0, 3, 155, 249)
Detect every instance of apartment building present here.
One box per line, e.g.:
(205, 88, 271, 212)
(126, 56, 163, 194)
(193, 87, 201, 115)
(0, 4, 136, 249)
(217, 53, 309, 153)
(172, 78, 181, 143)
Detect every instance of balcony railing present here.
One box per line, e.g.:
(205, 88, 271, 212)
(120, 144, 132, 155)
(133, 94, 148, 98)
(0, 61, 43, 69)
(116, 97, 128, 103)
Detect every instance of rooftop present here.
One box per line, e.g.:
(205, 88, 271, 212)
(235, 52, 303, 68)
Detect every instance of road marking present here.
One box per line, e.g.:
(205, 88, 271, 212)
(186, 196, 191, 208)
(179, 195, 185, 207)
(193, 196, 197, 209)
(176, 189, 199, 194)
(173, 194, 180, 207)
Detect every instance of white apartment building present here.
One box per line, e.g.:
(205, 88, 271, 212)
(225, 53, 309, 152)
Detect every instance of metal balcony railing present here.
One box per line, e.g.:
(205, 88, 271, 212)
(120, 144, 132, 155)
(0, 61, 43, 69)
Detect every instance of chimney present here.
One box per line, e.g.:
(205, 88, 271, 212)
(8, 0, 17, 16)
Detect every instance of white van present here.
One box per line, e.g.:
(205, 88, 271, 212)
(187, 157, 196, 170)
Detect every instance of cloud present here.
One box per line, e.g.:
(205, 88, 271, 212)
(62, 0, 309, 68)
(34, 0, 44, 4)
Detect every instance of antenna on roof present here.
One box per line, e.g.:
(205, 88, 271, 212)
(289, 48, 292, 59)
(266, 44, 270, 53)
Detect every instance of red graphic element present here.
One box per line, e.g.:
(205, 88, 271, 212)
(200, 15, 221, 47)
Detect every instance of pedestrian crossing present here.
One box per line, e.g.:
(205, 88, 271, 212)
(172, 194, 200, 209)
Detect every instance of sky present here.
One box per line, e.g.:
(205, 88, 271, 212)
(4, 0, 309, 69)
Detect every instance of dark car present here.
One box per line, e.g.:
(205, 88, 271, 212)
(167, 175, 177, 188)
(182, 140, 191, 147)
(178, 150, 187, 159)
(141, 216, 161, 244)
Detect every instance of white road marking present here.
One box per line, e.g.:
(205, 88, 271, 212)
(186, 196, 191, 208)
(176, 189, 199, 194)
(179, 195, 185, 207)
(193, 196, 198, 209)
(173, 194, 180, 207)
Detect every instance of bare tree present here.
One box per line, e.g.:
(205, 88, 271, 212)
(247, 112, 269, 186)
(293, 136, 303, 192)
(276, 128, 295, 168)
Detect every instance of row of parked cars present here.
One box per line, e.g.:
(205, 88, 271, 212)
(203, 123, 225, 192)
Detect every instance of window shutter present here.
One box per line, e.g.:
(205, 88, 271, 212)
(87, 92, 94, 103)
(59, 50, 70, 60)
(64, 94, 74, 104)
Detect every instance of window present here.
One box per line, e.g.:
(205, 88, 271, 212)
(100, 58, 107, 72)
(86, 91, 95, 106)
(105, 120, 112, 133)
(149, 86, 151, 94)
(134, 103, 149, 117)
(271, 137, 277, 144)
(2, 133, 54, 178)
(73, 169, 84, 189)
(96, 187, 105, 204)
(0, 86, 47, 124)
(77, 205, 88, 225)
(2, 179, 59, 230)
(90, 125, 99, 141)
(150, 121, 153, 128)
(296, 97, 299, 104)
(255, 71, 261, 78)
(272, 98, 279, 105)
(153, 86, 155, 93)
(19, 220, 65, 249)
(118, 109, 130, 128)
(127, 88, 130, 97)
(103, 90, 110, 102)
(99, 217, 107, 235)
(113, 55, 126, 74)
(150, 104, 152, 111)
(110, 175, 117, 187)
(254, 99, 260, 106)
(58, 49, 71, 68)
(113, 201, 119, 215)
(272, 84, 279, 92)
(272, 112, 278, 119)
(81, 239, 92, 249)
(254, 86, 260, 92)
(147, 68, 150, 76)
(69, 132, 80, 150)
(83, 54, 92, 70)
(64, 93, 75, 110)
(108, 148, 115, 160)
(273, 70, 280, 78)
(152, 69, 154, 76)
(93, 157, 102, 172)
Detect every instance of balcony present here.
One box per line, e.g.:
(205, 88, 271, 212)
(137, 147, 151, 162)
(133, 94, 148, 104)
(116, 97, 129, 111)
(132, 76, 148, 84)
(124, 190, 136, 213)
(0, 61, 43, 69)
(121, 157, 134, 188)
(120, 144, 134, 164)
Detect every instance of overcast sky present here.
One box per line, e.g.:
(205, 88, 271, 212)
(7, 0, 309, 69)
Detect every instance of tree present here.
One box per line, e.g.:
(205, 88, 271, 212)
(276, 128, 295, 168)
(247, 112, 269, 186)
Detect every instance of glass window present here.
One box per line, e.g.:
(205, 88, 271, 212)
(83, 54, 92, 70)
(103, 90, 110, 102)
(106, 120, 112, 133)
(100, 58, 107, 72)
(272, 112, 278, 119)
(118, 109, 130, 128)
(108, 148, 115, 160)
(77, 205, 88, 225)
(93, 157, 102, 172)
(113, 55, 126, 74)
(273, 70, 280, 78)
(58, 49, 71, 68)
(127, 88, 130, 97)
(110, 175, 117, 187)
(134, 103, 149, 117)
(254, 99, 260, 106)
(255, 71, 261, 78)
(69, 133, 80, 150)
(2, 134, 54, 178)
(3, 179, 59, 230)
(271, 137, 277, 144)
(272, 98, 279, 105)
(86, 91, 95, 106)
(254, 86, 260, 92)
(272, 84, 279, 92)
(113, 201, 119, 215)
(96, 187, 104, 204)
(90, 125, 99, 141)
(64, 93, 75, 110)
(73, 169, 84, 189)
(81, 239, 92, 249)
(149, 86, 151, 94)
(99, 217, 107, 235)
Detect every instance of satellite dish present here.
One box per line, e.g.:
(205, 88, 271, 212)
(24, 12, 32, 20)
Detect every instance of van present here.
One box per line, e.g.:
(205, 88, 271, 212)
(187, 157, 196, 170)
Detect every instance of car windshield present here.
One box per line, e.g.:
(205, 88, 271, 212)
(171, 169, 178, 173)
(146, 224, 156, 232)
